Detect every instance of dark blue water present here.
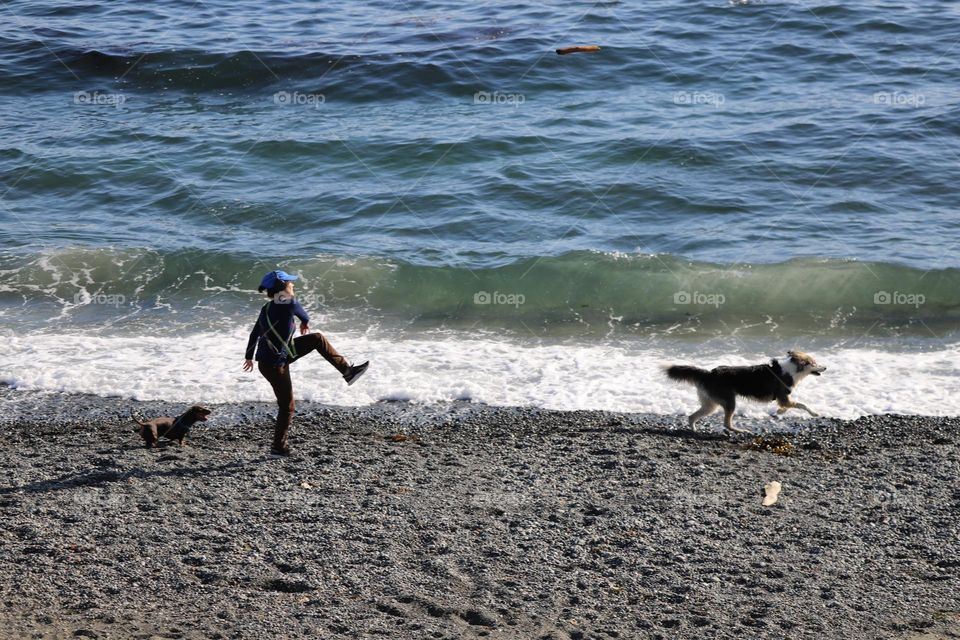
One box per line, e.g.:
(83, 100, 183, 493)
(2, 0, 958, 267)
(0, 1, 957, 412)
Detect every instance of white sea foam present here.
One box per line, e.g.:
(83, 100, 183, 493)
(3, 328, 958, 419)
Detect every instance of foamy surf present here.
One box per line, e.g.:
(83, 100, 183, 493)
(4, 329, 958, 419)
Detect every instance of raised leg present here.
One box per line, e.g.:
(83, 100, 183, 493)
(292, 332, 350, 375)
(792, 401, 818, 417)
(778, 400, 818, 417)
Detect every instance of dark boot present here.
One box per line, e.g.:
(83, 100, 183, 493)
(271, 409, 292, 455)
(343, 361, 369, 386)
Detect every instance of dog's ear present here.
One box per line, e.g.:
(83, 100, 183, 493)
(787, 350, 808, 365)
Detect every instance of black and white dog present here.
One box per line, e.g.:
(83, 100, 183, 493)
(665, 351, 826, 433)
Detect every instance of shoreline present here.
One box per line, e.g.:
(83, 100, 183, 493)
(0, 388, 958, 639)
(5, 337, 960, 419)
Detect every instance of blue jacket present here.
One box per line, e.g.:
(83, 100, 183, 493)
(245, 299, 310, 366)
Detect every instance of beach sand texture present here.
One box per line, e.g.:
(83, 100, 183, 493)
(0, 390, 957, 639)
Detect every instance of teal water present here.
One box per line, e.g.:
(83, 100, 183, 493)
(1, 248, 957, 342)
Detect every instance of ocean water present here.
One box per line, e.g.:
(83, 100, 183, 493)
(1, 1, 958, 417)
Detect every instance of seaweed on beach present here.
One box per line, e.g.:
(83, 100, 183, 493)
(746, 435, 796, 457)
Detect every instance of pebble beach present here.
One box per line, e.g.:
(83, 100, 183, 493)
(1, 388, 957, 639)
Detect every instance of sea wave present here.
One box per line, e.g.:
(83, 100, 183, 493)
(1, 248, 956, 339)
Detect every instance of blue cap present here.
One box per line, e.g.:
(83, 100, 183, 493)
(259, 270, 299, 291)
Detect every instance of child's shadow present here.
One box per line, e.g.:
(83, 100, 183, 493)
(0, 457, 269, 496)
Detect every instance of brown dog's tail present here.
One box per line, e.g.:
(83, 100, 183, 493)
(664, 365, 710, 385)
(129, 410, 147, 431)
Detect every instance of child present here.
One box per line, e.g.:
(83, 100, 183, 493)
(243, 270, 368, 456)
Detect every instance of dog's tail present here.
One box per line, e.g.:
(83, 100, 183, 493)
(664, 365, 710, 386)
(129, 410, 147, 431)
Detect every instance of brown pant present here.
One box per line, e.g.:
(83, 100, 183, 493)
(258, 332, 350, 450)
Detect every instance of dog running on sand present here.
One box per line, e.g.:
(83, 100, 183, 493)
(665, 351, 826, 433)
(132, 405, 211, 448)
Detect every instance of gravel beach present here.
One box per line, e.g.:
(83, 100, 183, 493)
(0, 387, 957, 640)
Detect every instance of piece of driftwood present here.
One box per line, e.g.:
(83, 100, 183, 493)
(762, 481, 782, 506)
(556, 45, 601, 55)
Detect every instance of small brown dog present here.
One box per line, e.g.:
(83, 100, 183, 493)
(133, 405, 211, 448)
